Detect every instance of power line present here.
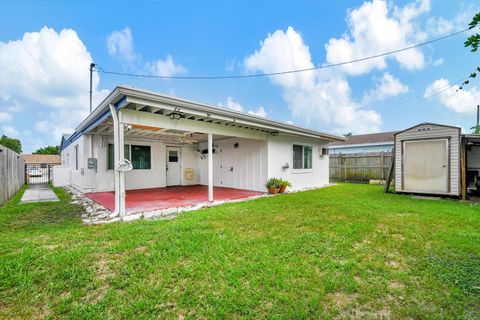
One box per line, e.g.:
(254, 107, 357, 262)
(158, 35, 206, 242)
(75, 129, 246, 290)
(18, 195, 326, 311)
(95, 28, 469, 80)
(341, 77, 466, 132)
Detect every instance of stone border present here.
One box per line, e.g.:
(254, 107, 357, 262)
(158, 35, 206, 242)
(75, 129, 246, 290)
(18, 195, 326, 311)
(64, 183, 335, 225)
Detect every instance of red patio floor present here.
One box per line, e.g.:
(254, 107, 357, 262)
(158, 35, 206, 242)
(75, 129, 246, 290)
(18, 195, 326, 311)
(85, 185, 263, 213)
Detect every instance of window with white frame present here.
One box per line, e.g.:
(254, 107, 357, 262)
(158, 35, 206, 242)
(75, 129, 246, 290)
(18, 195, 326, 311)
(292, 144, 313, 170)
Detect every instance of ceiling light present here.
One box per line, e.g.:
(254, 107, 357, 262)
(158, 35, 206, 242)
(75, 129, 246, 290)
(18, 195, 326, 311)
(169, 112, 182, 120)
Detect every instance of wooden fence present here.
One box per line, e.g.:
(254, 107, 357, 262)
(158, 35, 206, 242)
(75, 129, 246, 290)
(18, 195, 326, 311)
(329, 152, 393, 183)
(0, 144, 25, 205)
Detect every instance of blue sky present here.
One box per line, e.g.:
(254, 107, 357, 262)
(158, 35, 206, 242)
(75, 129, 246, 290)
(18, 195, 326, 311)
(0, 0, 479, 152)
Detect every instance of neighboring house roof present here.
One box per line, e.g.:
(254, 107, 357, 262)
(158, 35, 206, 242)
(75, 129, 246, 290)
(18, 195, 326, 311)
(329, 131, 398, 148)
(21, 154, 61, 164)
(61, 85, 344, 151)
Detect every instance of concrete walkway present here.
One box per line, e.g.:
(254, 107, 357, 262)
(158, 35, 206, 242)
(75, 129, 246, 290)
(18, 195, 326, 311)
(20, 184, 59, 204)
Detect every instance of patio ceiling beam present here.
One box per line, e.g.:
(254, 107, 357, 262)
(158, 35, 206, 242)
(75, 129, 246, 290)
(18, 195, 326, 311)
(121, 109, 267, 141)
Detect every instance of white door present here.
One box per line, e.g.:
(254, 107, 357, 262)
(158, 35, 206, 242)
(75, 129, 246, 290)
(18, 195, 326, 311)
(166, 147, 181, 186)
(403, 139, 448, 193)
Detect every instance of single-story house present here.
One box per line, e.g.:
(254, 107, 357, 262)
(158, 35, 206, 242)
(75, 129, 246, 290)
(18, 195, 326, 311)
(21, 154, 61, 166)
(394, 122, 480, 199)
(328, 131, 397, 154)
(59, 85, 343, 215)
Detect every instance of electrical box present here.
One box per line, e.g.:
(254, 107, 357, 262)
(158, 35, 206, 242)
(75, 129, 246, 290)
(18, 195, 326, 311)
(320, 148, 329, 156)
(87, 158, 97, 169)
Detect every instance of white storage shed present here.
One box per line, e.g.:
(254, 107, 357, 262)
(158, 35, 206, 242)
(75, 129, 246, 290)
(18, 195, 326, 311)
(394, 123, 461, 196)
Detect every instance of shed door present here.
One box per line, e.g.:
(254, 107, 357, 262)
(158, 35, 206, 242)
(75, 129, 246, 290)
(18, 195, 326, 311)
(403, 139, 448, 193)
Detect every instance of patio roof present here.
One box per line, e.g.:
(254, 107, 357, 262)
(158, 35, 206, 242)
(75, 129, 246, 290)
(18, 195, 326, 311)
(62, 85, 343, 150)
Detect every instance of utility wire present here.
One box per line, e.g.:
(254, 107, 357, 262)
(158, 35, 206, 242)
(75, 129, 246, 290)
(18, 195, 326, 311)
(347, 78, 465, 132)
(95, 28, 469, 80)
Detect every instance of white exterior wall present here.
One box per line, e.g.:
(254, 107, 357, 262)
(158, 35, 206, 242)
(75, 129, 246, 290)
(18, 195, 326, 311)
(198, 138, 268, 192)
(267, 135, 330, 191)
(60, 134, 200, 192)
(394, 124, 461, 196)
(61, 133, 331, 193)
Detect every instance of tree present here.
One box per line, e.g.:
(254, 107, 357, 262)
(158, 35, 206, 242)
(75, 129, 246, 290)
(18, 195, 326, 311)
(463, 12, 480, 134)
(0, 135, 22, 154)
(33, 145, 60, 155)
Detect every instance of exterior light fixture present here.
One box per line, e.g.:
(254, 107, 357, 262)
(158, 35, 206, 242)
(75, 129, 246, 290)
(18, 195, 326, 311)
(270, 131, 279, 136)
(169, 112, 182, 120)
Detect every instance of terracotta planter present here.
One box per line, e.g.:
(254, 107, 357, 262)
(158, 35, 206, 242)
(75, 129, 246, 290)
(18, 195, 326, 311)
(279, 185, 287, 193)
(268, 188, 280, 194)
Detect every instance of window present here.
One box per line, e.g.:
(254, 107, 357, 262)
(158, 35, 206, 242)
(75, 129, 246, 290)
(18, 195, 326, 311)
(131, 145, 151, 169)
(107, 144, 130, 170)
(107, 144, 151, 170)
(293, 144, 313, 170)
(168, 150, 178, 162)
(74, 145, 79, 170)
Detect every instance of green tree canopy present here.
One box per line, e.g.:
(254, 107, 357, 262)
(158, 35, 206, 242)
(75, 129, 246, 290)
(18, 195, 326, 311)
(464, 12, 480, 134)
(0, 135, 22, 154)
(33, 145, 60, 155)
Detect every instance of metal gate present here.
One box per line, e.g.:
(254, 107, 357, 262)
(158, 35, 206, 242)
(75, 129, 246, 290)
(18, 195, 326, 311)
(25, 164, 53, 185)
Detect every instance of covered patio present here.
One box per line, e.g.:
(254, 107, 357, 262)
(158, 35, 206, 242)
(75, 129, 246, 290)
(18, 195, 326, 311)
(85, 185, 263, 214)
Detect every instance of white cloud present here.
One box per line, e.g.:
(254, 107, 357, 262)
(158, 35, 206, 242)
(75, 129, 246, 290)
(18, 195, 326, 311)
(0, 27, 109, 149)
(1, 125, 19, 137)
(106, 27, 137, 62)
(248, 107, 267, 118)
(219, 97, 268, 117)
(433, 58, 444, 66)
(325, 0, 429, 75)
(0, 112, 12, 122)
(363, 72, 409, 103)
(146, 55, 187, 77)
(427, 9, 472, 36)
(107, 27, 187, 77)
(424, 78, 480, 113)
(244, 26, 381, 133)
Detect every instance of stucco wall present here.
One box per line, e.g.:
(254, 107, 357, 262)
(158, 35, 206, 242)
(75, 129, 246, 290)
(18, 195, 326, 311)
(267, 134, 330, 191)
(61, 133, 331, 193)
(61, 135, 200, 192)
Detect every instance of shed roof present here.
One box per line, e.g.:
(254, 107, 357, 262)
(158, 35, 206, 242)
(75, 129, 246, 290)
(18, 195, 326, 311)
(21, 154, 61, 164)
(329, 131, 398, 147)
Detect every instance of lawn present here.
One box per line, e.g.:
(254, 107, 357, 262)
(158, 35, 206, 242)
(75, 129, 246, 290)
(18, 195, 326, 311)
(0, 184, 479, 319)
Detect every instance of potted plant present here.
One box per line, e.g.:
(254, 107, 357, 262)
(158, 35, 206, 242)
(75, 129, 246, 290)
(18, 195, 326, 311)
(265, 178, 280, 194)
(278, 179, 292, 193)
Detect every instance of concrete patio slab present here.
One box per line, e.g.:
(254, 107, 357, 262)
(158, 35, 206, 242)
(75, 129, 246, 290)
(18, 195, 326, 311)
(85, 185, 263, 214)
(20, 184, 59, 204)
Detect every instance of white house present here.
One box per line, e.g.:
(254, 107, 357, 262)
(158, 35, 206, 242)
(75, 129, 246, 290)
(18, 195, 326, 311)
(59, 85, 343, 215)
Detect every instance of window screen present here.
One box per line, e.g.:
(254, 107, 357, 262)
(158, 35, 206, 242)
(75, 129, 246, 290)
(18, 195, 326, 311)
(107, 144, 130, 170)
(131, 145, 151, 169)
(304, 146, 312, 169)
(293, 145, 303, 169)
(293, 144, 313, 170)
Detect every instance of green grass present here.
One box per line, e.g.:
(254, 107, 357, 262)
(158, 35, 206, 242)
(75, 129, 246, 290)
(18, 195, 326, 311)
(1, 184, 479, 319)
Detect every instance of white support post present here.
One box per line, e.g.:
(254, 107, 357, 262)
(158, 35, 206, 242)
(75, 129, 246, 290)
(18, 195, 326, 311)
(208, 133, 213, 202)
(118, 110, 126, 215)
(109, 104, 120, 214)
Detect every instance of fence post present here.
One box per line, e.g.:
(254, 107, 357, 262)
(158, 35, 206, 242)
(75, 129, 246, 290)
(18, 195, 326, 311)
(381, 152, 384, 180)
